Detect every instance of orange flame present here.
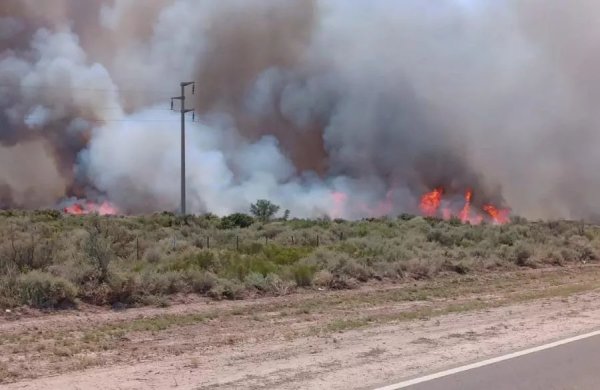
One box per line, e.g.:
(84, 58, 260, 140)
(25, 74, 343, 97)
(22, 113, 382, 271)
(419, 187, 509, 225)
(483, 204, 510, 224)
(64, 201, 119, 216)
(420, 188, 443, 216)
(459, 189, 472, 223)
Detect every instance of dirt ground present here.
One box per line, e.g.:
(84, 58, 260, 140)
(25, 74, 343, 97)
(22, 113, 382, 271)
(2, 265, 600, 390)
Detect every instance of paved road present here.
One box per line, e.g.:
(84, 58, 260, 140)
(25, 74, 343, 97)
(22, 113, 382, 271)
(382, 332, 600, 390)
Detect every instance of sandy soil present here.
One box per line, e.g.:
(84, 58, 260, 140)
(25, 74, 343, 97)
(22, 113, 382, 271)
(2, 266, 600, 390)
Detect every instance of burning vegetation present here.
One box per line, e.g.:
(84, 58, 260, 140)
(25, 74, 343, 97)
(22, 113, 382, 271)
(420, 188, 510, 224)
(3, 1, 600, 220)
(63, 201, 120, 216)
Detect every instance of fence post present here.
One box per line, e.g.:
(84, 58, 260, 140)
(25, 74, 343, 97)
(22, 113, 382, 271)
(291, 235, 295, 245)
(316, 235, 319, 247)
(206, 236, 210, 249)
(30, 232, 35, 265)
(236, 236, 239, 251)
(136, 236, 140, 260)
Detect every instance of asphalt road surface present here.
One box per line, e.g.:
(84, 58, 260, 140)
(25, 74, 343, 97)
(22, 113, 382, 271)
(377, 331, 600, 390)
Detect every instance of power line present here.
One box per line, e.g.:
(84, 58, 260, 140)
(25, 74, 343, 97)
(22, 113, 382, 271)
(0, 82, 176, 95)
(91, 107, 174, 111)
(23, 117, 197, 123)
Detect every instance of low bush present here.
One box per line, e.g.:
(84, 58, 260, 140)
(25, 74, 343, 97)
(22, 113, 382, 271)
(244, 272, 267, 290)
(208, 279, 245, 300)
(0, 212, 598, 309)
(513, 244, 533, 266)
(186, 270, 217, 294)
(292, 264, 316, 287)
(17, 271, 78, 309)
(340, 259, 372, 282)
(404, 259, 438, 279)
(312, 270, 334, 287)
(219, 213, 254, 229)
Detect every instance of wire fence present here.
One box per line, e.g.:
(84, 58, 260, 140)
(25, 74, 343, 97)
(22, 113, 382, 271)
(129, 231, 351, 260)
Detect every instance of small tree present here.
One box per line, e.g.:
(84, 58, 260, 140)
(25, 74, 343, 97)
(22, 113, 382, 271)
(250, 199, 280, 222)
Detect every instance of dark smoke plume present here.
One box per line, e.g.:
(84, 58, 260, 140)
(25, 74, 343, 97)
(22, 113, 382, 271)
(1, 0, 599, 219)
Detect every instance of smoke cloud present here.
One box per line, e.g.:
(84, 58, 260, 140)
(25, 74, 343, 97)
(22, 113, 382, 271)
(1, 0, 600, 220)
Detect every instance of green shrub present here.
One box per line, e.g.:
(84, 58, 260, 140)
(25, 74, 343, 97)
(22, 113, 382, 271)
(167, 251, 216, 271)
(244, 272, 267, 290)
(140, 270, 187, 296)
(262, 245, 312, 265)
(244, 271, 294, 295)
(426, 228, 460, 247)
(107, 271, 141, 304)
(340, 259, 372, 282)
(560, 248, 578, 262)
(186, 270, 217, 294)
(264, 273, 294, 295)
(498, 232, 517, 246)
(404, 259, 437, 279)
(219, 213, 254, 229)
(312, 270, 334, 287)
(1, 211, 598, 308)
(542, 251, 563, 266)
(329, 275, 359, 290)
(513, 245, 533, 266)
(0, 272, 19, 308)
(84, 223, 114, 283)
(144, 248, 162, 263)
(223, 255, 278, 281)
(208, 279, 244, 300)
(239, 242, 263, 255)
(293, 264, 316, 287)
(18, 271, 78, 309)
(372, 261, 404, 280)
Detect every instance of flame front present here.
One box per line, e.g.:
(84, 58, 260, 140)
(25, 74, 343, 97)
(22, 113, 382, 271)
(420, 187, 509, 224)
(459, 189, 472, 223)
(420, 188, 443, 216)
(483, 204, 510, 224)
(64, 201, 119, 216)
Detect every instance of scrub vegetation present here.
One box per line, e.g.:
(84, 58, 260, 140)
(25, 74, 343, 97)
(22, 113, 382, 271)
(0, 207, 597, 309)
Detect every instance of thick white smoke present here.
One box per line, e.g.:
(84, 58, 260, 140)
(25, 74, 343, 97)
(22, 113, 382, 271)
(3, 0, 600, 219)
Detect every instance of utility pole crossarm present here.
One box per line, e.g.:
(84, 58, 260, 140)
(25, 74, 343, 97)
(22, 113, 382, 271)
(170, 81, 196, 216)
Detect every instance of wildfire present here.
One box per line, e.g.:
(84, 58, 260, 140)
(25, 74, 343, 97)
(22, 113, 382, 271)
(420, 187, 509, 224)
(63, 200, 119, 216)
(420, 188, 443, 216)
(458, 189, 472, 223)
(327, 186, 508, 223)
(331, 191, 348, 219)
(483, 204, 510, 224)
